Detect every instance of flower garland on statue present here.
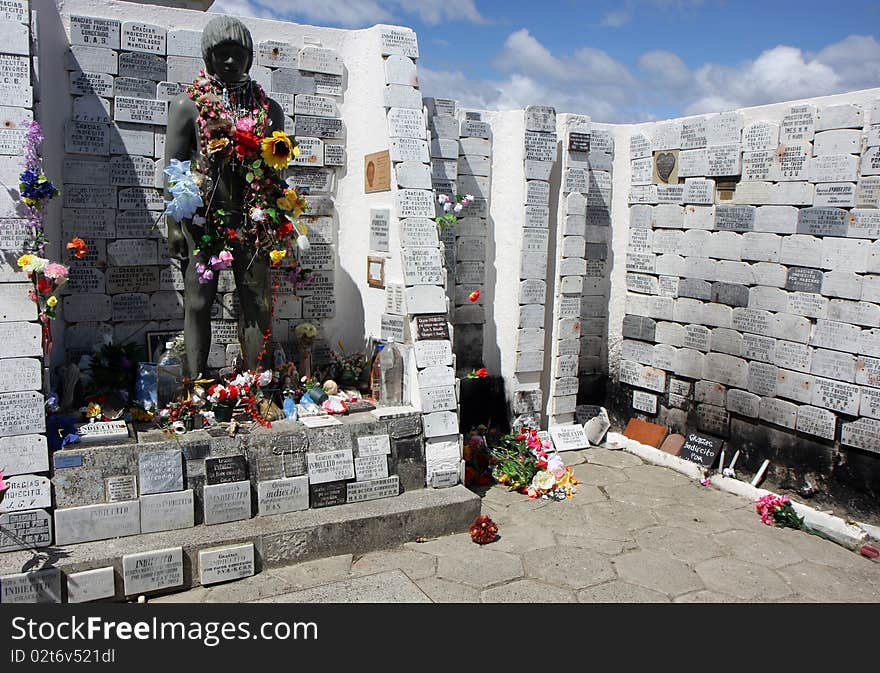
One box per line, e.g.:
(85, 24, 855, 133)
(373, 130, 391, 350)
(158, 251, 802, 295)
(164, 70, 311, 285)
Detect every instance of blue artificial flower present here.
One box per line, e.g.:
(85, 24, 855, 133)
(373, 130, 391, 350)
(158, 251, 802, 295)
(19, 168, 39, 187)
(163, 159, 204, 222)
(45, 392, 59, 413)
(163, 158, 192, 184)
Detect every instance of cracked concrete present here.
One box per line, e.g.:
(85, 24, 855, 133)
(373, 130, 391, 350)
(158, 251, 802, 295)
(152, 447, 880, 603)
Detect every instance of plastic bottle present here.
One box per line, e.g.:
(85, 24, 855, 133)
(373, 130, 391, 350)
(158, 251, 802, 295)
(370, 343, 384, 402)
(157, 342, 183, 408)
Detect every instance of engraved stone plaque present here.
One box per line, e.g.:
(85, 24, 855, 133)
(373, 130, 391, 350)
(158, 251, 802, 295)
(140, 490, 194, 534)
(203, 481, 251, 525)
(54, 501, 140, 545)
(138, 450, 183, 495)
(199, 543, 255, 585)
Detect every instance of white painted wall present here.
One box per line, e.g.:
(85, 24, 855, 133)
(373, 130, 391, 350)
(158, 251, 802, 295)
(481, 108, 526, 409)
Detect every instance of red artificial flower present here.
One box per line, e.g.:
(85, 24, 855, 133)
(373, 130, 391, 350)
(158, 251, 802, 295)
(66, 237, 88, 260)
(516, 434, 526, 441)
(226, 228, 238, 240)
(233, 130, 261, 159)
(36, 277, 53, 295)
(469, 515, 499, 545)
(537, 459, 548, 469)
(476, 367, 488, 378)
(468, 289, 481, 303)
(276, 219, 293, 237)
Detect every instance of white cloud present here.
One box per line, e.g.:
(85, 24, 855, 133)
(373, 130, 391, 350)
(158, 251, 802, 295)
(600, 11, 630, 27)
(493, 28, 564, 79)
(638, 50, 691, 89)
(421, 31, 880, 123)
(210, 0, 485, 27)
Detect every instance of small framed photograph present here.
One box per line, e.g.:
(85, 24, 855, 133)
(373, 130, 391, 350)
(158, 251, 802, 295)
(367, 256, 385, 288)
(146, 330, 181, 363)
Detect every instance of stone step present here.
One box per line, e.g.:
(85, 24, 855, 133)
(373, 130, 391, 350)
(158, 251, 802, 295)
(0, 486, 479, 603)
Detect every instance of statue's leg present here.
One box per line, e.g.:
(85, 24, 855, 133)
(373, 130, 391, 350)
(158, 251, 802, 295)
(182, 223, 219, 377)
(232, 242, 271, 370)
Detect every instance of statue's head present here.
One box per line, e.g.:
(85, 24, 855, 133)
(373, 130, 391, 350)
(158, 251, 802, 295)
(201, 15, 253, 82)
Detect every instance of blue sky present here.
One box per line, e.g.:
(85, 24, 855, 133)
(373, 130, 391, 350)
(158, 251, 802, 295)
(211, 0, 880, 122)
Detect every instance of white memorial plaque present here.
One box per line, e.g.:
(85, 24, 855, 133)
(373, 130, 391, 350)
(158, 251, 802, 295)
(549, 424, 590, 452)
(121, 22, 165, 55)
(203, 481, 251, 525)
(257, 477, 308, 516)
(199, 544, 255, 587)
(0, 434, 48, 476)
(420, 385, 457, 412)
(795, 406, 837, 439)
(706, 144, 741, 176)
(66, 566, 116, 603)
(0, 474, 51, 513)
(809, 155, 858, 183)
(811, 378, 860, 415)
(356, 434, 391, 457)
(780, 104, 815, 143)
(742, 121, 779, 152)
(140, 490, 194, 534)
(816, 103, 863, 131)
(306, 449, 354, 484)
(54, 501, 140, 545)
(0, 391, 44, 436)
(298, 46, 342, 75)
(0, 569, 61, 604)
(122, 547, 183, 597)
(347, 476, 399, 503)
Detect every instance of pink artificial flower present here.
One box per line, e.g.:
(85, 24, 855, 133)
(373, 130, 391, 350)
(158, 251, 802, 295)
(547, 454, 566, 478)
(0, 469, 7, 493)
(235, 116, 257, 134)
(195, 262, 214, 284)
(218, 249, 233, 265)
(43, 262, 69, 281)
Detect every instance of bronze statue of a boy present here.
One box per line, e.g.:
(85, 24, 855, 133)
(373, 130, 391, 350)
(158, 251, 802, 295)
(164, 15, 301, 378)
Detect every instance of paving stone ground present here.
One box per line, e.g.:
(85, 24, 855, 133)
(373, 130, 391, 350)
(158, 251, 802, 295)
(153, 448, 880, 603)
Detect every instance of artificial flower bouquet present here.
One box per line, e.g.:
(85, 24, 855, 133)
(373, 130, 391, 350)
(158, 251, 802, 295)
(435, 193, 475, 230)
(207, 369, 274, 425)
(294, 322, 318, 349)
(329, 341, 368, 385)
(17, 253, 68, 321)
(489, 427, 579, 500)
(755, 493, 807, 530)
(156, 399, 212, 434)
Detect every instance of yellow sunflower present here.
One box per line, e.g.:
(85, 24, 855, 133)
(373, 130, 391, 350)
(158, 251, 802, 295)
(261, 132, 299, 170)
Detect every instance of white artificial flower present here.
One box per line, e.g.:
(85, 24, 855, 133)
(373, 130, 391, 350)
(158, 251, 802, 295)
(531, 470, 557, 491)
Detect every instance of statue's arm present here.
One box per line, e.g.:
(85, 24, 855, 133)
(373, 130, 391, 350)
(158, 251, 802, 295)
(164, 95, 199, 260)
(266, 98, 286, 138)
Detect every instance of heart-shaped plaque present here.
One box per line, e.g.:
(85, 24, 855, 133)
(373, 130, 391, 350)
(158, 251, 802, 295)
(656, 152, 676, 183)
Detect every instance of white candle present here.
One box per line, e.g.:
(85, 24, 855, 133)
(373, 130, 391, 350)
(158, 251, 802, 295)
(751, 459, 770, 487)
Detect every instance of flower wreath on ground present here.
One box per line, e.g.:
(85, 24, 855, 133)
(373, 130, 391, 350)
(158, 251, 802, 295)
(164, 70, 311, 284)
